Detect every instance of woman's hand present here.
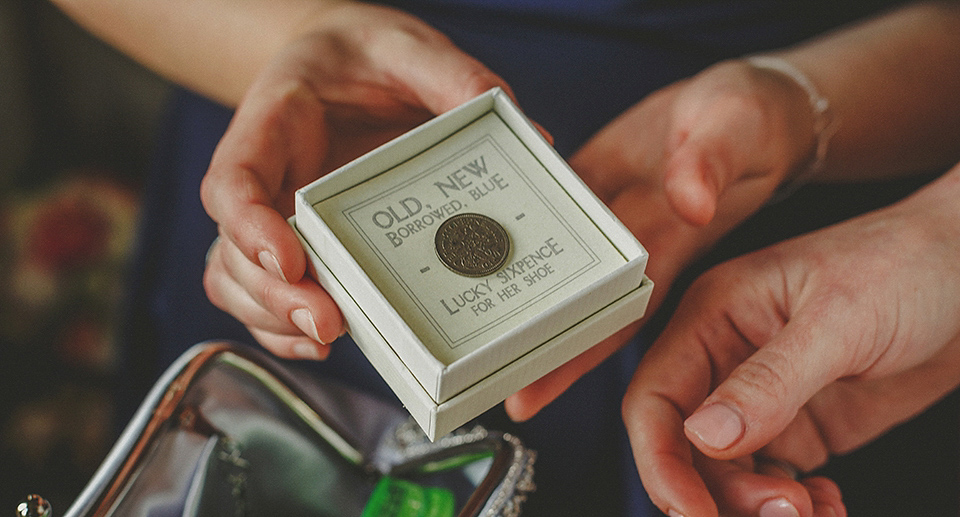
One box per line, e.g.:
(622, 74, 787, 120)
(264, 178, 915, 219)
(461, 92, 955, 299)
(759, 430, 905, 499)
(623, 165, 960, 516)
(200, 3, 513, 359)
(506, 59, 822, 420)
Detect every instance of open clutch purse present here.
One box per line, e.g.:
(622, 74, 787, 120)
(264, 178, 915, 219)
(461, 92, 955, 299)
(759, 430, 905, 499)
(48, 342, 535, 517)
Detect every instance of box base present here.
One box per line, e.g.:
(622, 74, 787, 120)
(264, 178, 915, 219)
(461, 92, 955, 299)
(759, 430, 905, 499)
(295, 220, 652, 439)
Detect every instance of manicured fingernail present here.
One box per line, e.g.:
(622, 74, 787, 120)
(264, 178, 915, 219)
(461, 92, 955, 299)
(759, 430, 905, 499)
(293, 342, 323, 360)
(291, 308, 323, 343)
(259, 250, 287, 283)
(759, 497, 799, 517)
(685, 403, 744, 451)
(668, 510, 686, 517)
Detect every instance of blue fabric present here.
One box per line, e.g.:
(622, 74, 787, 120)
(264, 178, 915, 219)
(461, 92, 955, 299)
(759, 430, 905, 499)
(120, 2, 905, 515)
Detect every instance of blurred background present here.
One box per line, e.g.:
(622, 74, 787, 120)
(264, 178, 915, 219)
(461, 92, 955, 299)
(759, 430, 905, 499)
(1, 2, 957, 516)
(0, 0, 171, 510)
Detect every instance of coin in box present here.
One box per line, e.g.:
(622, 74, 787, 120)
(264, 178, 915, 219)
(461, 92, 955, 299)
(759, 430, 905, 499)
(435, 212, 511, 278)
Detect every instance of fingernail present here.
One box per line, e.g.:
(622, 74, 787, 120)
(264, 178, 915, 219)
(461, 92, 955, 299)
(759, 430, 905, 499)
(684, 403, 744, 450)
(291, 308, 323, 343)
(759, 497, 799, 517)
(259, 250, 287, 283)
(292, 342, 323, 360)
(668, 510, 686, 517)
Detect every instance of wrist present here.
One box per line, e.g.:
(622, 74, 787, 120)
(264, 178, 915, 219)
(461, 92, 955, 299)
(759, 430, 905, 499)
(745, 55, 836, 200)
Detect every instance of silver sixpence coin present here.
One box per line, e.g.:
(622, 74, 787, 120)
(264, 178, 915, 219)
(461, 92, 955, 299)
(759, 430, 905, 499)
(435, 213, 511, 277)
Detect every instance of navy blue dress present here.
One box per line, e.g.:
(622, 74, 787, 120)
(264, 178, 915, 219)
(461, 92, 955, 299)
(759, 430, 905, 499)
(120, 2, 955, 516)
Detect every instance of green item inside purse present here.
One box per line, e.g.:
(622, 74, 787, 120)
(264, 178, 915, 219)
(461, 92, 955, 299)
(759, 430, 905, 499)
(361, 477, 454, 517)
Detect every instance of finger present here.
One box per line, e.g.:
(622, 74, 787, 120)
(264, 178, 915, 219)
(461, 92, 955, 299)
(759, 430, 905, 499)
(249, 326, 332, 361)
(802, 477, 846, 517)
(755, 407, 831, 474)
(683, 304, 853, 461)
(200, 153, 311, 288)
(661, 97, 764, 228)
(663, 83, 784, 228)
(622, 259, 795, 516)
(218, 235, 343, 343)
(623, 319, 720, 517)
(625, 394, 717, 517)
(205, 257, 336, 361)
(697, 455, 814, 517)
(662, 139, 723, 227)
(660, 88, 748, 228)
(204, 248, 333, 361)
(754, 457, 802, 481)
(212, 279, 332, 361)
(530, 120, 555, 146)
(504, 320, 641, 421)
(200, 55, 335, 282)
(204, 252, 299, 336)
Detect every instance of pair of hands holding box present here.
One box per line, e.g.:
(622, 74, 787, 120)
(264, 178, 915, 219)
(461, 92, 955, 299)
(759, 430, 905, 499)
(196, 3, 960, 517)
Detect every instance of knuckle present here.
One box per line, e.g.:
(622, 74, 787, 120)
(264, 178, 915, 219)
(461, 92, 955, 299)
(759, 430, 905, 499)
(688, 262, 740, 298)
(256, 279, 286, 314)
(716, 90, 764, 115)
(732, 350, 796, 408)
(198, 172, 222, 218)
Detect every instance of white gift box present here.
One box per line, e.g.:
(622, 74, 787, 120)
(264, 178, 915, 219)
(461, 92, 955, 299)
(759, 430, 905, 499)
(293, 88, 653, 439)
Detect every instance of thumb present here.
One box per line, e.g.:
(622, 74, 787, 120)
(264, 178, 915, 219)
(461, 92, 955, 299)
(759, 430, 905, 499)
(662, 138, 724, 227)
(683, 316, 845, 459)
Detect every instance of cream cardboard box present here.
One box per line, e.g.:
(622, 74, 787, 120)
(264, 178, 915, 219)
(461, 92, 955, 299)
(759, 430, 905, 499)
(293, 88, 653, 439)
